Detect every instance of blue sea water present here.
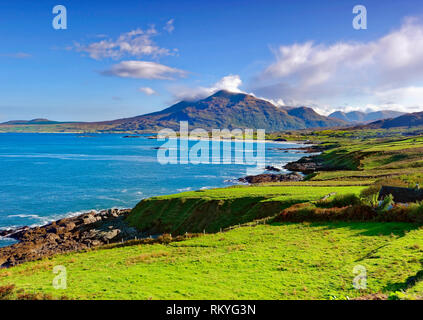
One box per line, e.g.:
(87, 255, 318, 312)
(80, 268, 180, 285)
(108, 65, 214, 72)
(0, 133, 309, 246)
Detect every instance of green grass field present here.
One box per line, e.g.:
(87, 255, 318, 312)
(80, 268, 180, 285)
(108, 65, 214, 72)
(152, 185, 364, 200)
(127, 186, 365, 234)
(1, 221, 422, 300)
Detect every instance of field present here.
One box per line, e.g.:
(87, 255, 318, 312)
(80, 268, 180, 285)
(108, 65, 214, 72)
(1, 221, 422, 300)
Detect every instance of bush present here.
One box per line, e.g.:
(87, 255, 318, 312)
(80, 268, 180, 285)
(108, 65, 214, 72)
(317, 193, 361, 208)
(275, 197, 423, 223)
(304, 173, 318, 181)
(407, 201, 423, 223)
(360, 185, 381, 200)
(275, 203, 376, 222)
(0, 284, 15, 300)
(377, 194, 394, 214)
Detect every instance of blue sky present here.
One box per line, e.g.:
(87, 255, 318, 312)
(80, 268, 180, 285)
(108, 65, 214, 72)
(0, 0, 422, 121)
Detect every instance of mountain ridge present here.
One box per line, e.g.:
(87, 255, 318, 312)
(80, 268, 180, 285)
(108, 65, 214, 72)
(329, 110, 404, 123)
(362, 111, 423, 129)
(1, 90, 347, 132)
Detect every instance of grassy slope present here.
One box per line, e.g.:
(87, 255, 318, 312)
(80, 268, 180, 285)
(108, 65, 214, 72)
(304, 135, 423, 185)
(1, 221, 422, 300)
(127, 186, 365, 234)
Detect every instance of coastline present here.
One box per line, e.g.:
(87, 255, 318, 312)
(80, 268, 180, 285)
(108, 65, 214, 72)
(0, 208, 142, 268)
(0, 136, 318, 267)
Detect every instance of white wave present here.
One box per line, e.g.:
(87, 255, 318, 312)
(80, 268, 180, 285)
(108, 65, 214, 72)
(3, 206, 132, 229)
(0, 153, 157, 162)
(177, 187, 192, 192)
(7, 214, 43, 219)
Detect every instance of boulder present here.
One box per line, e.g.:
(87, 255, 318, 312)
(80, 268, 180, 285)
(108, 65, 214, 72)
(64, 222, 76, 231)
(82, 215, 97, 225)
(45, 233, 60, 242)
(238, 172, 303, 184)
(102, 229, 120, 241)
(265, 165, 282, 172)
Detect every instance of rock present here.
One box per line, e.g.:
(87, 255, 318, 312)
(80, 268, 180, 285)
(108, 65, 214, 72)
(64, 222, 76, 231)
(265, 165, 282, 172)
(91, 240, 102, 247)
(82, 215, 97, 225)
(102, 229, 120, 241)
(238, 172, 303, 184)
(284, 156, 323, 174)
(45, 233, 60, 242)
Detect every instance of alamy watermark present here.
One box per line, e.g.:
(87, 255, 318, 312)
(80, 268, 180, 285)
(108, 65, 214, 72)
(52, 5, 67, 30)
(156, 122, 266, 175)
(352, 265, 367, 290)
(52, 265, 67, 289)
(353, 5, 367, 30)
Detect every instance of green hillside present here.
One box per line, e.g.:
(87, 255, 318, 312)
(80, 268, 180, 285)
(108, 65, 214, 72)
(1, 221, 422, 300)
(127, 185, 365, 234)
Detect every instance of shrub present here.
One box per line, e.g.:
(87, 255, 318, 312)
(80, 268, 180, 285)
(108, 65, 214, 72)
(0, 284, 69, 300)
(304, 173, 317, 181)
(407, 201, 423, 223)
(16, 292, 54, 300)
(377, 194, 394, 214)
(317, 193, 361, 208)
(0, 284, 15, 300)
(275, 203, 376, 222)
(360, 185, 381, 200)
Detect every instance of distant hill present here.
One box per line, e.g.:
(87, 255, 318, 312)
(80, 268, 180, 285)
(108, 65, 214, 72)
(364, 111, 423, 129)
(0, 91, 347, 133)
(329, 110, 404, 123)
(1, 118, 59, 125)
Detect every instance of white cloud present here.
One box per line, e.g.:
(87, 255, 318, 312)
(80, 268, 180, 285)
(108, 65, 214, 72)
(74, 26, 175, 60)
(214, 75, 243, 92)
(101, 60, 187, 80)
(164, 19, 175, 34)
(171, 75, 243, 101)
(138, 87, 156, 95)
(253, 18, 423, 113)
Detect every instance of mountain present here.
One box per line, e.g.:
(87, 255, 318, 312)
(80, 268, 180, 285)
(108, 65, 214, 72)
(329, 110, 404, 123)
(0, 91, 347, 133)
(102, 90, 346, 132)
(286, 106, 344, 128)
(364, 111, 423, 129)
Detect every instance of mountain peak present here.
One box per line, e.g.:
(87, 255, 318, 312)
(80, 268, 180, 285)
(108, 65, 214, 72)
(210, 90, 246, 99)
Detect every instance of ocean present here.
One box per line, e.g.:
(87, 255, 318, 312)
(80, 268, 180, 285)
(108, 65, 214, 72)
(0, 133, 309, 246)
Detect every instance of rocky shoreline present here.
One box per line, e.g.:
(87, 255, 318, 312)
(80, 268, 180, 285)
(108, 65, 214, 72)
(283, 156, 325, 174)
(238, 142, 325, 183)
(0, 208, 145, 268)
(238, 172, 304, 184)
